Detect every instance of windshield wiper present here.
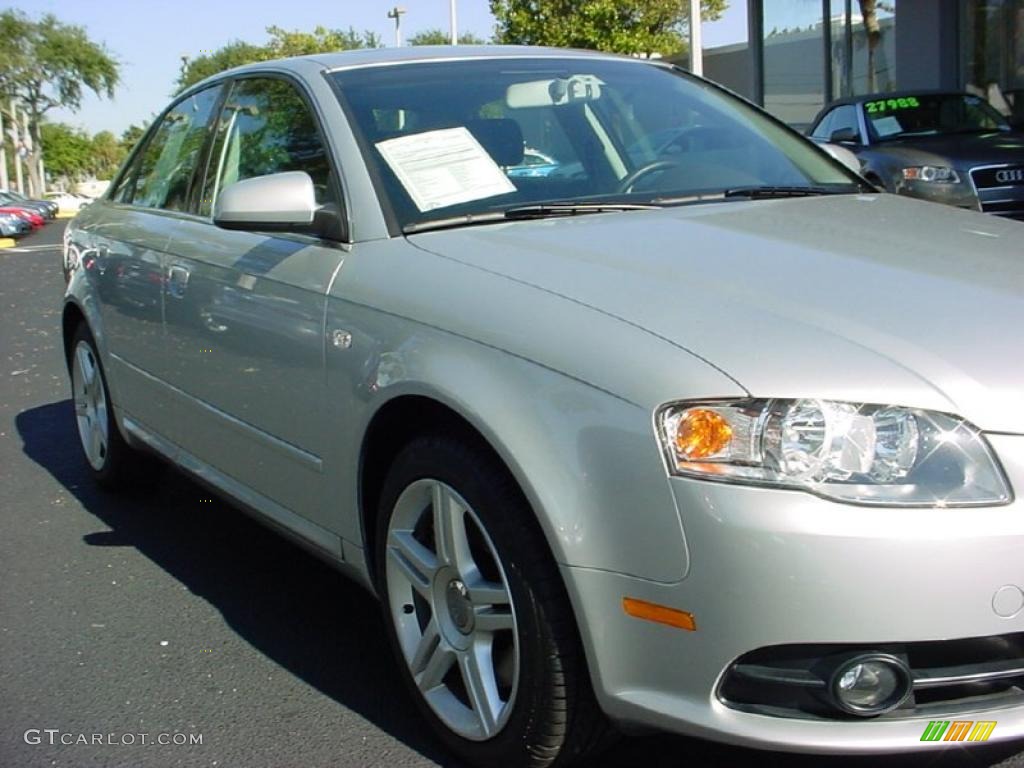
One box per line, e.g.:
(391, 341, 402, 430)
(502, 202, 661, 220)
(403, 202, 660, 234)
(403, 212, 508, 234)
(723, 185, 851, 200)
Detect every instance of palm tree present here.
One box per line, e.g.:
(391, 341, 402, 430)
(859, 0, 881, 91)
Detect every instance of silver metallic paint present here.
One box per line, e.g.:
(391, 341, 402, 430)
(213, 171, 317, 227)
(63, 47, 1024, 754)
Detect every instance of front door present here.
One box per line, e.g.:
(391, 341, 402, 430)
(157, 76, 346, 543)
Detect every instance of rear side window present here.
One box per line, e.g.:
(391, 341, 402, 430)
(114, 85, 223, 211)
(199, 77, 335, 217)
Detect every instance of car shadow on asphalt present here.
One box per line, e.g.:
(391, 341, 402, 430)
(15, 399, 1024, 768)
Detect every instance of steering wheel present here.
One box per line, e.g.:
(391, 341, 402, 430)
(617, 160, 684, 194)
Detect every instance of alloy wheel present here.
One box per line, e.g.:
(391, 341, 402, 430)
(384, 478, 519, 741)
(72, 340, 109, 471)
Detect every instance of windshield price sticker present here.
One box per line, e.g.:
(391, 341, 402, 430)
(872, 116, 903, 137)
(866, 96, 920, 114)
(376, 127, 517, 212)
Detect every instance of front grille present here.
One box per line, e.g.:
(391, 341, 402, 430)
(970, 165, 1024, 220)
(718, 633, 1024, 721)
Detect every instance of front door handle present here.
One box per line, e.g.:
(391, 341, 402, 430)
(167, 264, 190, 299)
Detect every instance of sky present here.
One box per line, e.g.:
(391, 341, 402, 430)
(7, 0, 749, 136)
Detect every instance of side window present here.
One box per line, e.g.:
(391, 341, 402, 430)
(810, 110, 835, 140)
(199, 77, 335, 217)
(827, 105, 860, 141)
(119, 85, 223, 211)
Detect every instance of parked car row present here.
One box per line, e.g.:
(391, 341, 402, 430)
(0, 189, 60, 238)
(45, 190, 94, 213)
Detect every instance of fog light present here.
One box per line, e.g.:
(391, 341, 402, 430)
(829, 654, 911, 716)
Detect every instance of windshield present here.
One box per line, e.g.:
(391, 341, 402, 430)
(864, 93, 1010, 140)
(330, 57, 861, 231)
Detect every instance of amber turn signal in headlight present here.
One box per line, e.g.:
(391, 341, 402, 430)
(675, 408, 733, 460)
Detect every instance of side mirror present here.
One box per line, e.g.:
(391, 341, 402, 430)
(820, 143, 863, 175)
(829, 127, 860, 145)
(214, 171, 317, 232)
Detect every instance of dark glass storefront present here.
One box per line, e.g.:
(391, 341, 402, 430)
(702, 0, 1023, 130)
(760, 1, 897, 128)
(963, 0, 1024, 125)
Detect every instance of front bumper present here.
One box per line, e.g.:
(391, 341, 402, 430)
(565, 433, 1024, 752)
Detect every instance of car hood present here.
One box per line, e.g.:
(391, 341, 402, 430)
(409, 193, 1024, 433)
(873, 131, 1024, 168)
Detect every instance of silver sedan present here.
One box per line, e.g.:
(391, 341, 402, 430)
(62, 46, 1024, 767)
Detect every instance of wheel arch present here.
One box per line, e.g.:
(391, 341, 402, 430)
(359, 393, 533, 581)
(347, 339, 688, 587)
(61, 300, 88, 370)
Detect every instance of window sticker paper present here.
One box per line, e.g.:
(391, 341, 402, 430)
(376, 127, 517, 212)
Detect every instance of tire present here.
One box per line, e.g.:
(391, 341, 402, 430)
(69, 324, 159, 489)
(375, 435, 609, 768)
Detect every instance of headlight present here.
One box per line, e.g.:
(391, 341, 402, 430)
(901, 166, 960, 183)
(656, 399, 1011, 506)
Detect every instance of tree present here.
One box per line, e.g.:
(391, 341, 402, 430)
(0, 10, 119, 195)
(120, 124, 148, 153)
(176, 42, 272, 93)
(859, 0, 880, 92)
(265, 24, 382, 57)
(490, 0, 727, 57)
(408, 28, 487, 46)
(39, 124, 129, 183)
(90, 131, 125, 179)
(39, 123, 92, 181)
(177, 25, 382, 91)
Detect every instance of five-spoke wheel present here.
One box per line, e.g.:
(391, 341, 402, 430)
(377, 435, 608, 768)
(385, 478, 519, 740)
(72, 338, 110, 471)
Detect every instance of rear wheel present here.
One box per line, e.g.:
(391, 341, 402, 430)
(376, 435, 608, 768)
(70, 324, 159, 489)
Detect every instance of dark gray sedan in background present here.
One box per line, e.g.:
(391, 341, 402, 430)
(809, 91, 1024, 220)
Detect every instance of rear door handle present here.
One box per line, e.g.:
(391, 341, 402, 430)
(167, 264, 190, 299)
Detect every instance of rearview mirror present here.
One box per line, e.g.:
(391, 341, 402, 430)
(214, 171, 317, 232)
(506, 75, 603, 109)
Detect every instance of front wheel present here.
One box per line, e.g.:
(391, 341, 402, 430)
(376, 435, 608, 768)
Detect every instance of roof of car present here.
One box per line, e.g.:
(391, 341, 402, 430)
(185, 44, 664, 90)
(822, 89, 970, 109)
(809, 90, 973, 127)
(326, 44, 636, 67)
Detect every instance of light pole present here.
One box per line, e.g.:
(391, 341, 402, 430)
(387, 6, 407, 48)
(450, 0, 458, 45)
(10, 99, 24, 195)
(0, 106, 7, 191)
(689, 0, 703, 76)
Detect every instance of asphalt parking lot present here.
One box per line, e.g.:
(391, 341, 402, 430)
(3, 221, 1024, 768)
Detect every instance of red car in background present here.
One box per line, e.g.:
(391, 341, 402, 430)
(0, 206, 45, 229)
